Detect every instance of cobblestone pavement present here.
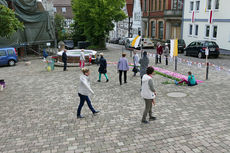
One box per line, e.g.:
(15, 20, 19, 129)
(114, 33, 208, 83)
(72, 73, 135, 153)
(0, 44, 230, 153)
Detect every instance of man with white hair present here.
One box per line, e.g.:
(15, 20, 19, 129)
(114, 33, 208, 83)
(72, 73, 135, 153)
(164, 43, 169, 65)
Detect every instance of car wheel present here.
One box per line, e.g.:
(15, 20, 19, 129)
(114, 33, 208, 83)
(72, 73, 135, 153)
(8, 60, 15, 66)
(198, 52, 203, 59)
(184, 50, 187, 56)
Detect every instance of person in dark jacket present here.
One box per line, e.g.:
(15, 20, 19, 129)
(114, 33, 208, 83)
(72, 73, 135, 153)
(156, 42, 163, 64)
(139, 51, 149, 85)
(97, 53, 109, 82)
(62, 49, 67, 71)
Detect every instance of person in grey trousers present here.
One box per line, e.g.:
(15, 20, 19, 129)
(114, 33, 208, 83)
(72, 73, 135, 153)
(139, 51, 149, 85)
(117, 53, 129, 85)
(141, 66, 157, 124)
(164, 43, 169, 65)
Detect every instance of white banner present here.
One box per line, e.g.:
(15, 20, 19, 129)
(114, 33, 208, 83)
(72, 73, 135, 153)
(170, 39, 174, 58)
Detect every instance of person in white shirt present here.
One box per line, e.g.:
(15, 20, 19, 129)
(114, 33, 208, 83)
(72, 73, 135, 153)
(77, 68, 99, 118)
(141, 66, 157, 124)
(79, 49, 85, 68)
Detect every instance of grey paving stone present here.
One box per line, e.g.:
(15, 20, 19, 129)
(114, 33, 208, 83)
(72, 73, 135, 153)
(0, 44, 230, 152)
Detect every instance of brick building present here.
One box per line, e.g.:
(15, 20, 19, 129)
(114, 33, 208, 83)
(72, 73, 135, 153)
(53, 0, 74, 28)
(141, 0, 183, 41)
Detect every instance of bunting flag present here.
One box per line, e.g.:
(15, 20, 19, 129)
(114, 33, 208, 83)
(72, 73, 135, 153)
(209, 10, 213, 24)
(192, 11, 195, 23)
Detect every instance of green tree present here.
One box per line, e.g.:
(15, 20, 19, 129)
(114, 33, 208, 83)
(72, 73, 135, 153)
(54, 14, 66, 41)
(71, 21, 86, 46)
(72, 0, 127, 48)
(0, 5, 23, 37)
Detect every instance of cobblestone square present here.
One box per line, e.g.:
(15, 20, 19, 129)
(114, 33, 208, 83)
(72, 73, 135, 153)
(0, 44, 230, 153)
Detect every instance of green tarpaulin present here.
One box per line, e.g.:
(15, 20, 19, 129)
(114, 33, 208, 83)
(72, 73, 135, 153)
(0, 0, 55, 47)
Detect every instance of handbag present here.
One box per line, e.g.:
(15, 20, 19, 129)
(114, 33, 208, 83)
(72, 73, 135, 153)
(132, 66, 138, 73)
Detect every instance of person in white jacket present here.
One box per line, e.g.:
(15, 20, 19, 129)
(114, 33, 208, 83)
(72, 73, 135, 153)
(77, 68, 99, 118)
(79, 49, 85, 68)
(141, 66, 157, 124)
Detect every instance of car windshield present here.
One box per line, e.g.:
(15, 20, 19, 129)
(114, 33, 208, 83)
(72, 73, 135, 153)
(178, 40, 184, 44)
(204, 41, 217, 47)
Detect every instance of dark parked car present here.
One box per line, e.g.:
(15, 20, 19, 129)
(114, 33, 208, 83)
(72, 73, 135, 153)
(64, 40, 74, 49)
(0, 47, 18, 66)
(165, 39, 186, 53)
(184, 41, 220, 58)
(113, 38, 120, 44)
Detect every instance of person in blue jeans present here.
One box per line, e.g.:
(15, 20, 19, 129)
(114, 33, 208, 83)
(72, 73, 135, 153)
(175, 71, 197, 86)
(77, 68, 99, 118)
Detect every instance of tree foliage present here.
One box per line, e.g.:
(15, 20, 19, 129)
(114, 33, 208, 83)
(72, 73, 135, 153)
(72, 0, 127, 48)
(0, 5, 24, 37)
(71, 21, 86, 46)
(54, 13, 66, 41)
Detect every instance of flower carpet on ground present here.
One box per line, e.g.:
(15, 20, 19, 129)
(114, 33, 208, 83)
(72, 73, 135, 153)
(107, 61, 204, 83)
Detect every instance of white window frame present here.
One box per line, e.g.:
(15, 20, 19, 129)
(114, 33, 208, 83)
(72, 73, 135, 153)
(189, 24, 193, 36)
(62, 7, 66, 13)
(205, 25, 210, 38)
(190, 1, 194, 12)
(214, 0, 219, 10)
(53, 7, 56, 13)
(194, 24, 199, 36)
(195, 1, 200, 11)
(212, 25, 218, 39)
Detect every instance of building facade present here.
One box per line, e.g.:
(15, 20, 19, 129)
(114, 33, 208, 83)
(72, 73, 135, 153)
(109, 0, 133, 39)
(141, 0, 183, 41)
(53, 0, 74, 28)
(182, 0, 230, 50)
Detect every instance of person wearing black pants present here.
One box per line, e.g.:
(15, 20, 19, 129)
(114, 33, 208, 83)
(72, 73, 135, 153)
(119, 70, 127, 85)
(164, 43, 169, 65)
(117, 53, 129, 85)
(62, 49, 67, 71)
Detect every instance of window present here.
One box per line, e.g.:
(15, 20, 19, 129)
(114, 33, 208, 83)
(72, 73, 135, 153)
(159, 0, 161, 10)
(178, 0, 183, 9)
(62, 7, 66, 13)
(144, 0, 147, 11)
(0, 50, 6, 56)
(151, 21, 156, 38)
(172, 0, 177, 9)
(207, 0, 212, 10)
(151, 0, 154, 11)
(7, 49, 14, 55)
(189, 24, 193, 35)
(190, 1, 194, 11)
(205, 25, 210, 37)
(158, 21, 163, 39)
(195, 25, 199, 36)
(155, 0, 157, 10)
(53, 7, 56, 12)
(215, 0, 219, 9)
(213, 26, 217, 38)
(196, 1, 200, 11)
